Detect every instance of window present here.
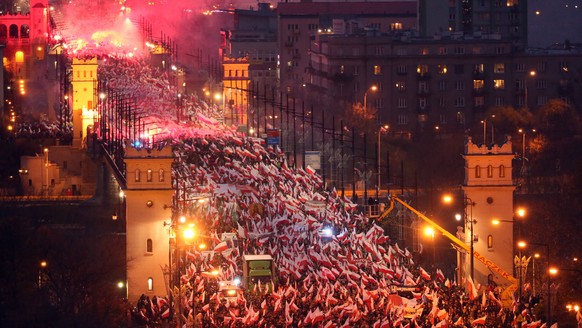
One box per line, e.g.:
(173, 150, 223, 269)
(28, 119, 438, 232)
(438, 80, 447, 91)
(418, 81, 428, 93)
(455, 81, 465, 90)
(475, 165, 481, 178)
(495, 96, 504, 106)
(339, 65, 345, 74)
(515, 63, 525, 72)
(495, 47, 505, 54)
(439, 47, 448, 55)
(417, 65, 429, 76)
(397, 65, 407, 74)
(536, 79, 547, 89)
(396, 48, 407, 56)
(474, 64, 484, 74)
(376, 98, 384, 109)
(515, 79, 524, 90)
(9, 24, 18, 38)
(135, 169, 141, 182)
(455, 97, 465, 108)
(354, 66, 359, 76)
(439, 114, 447, 124)
(147, 277, 154, 291)
(397, 114, 409, 125)
(487, 165, 493, 177)
(473, 80, 484, 90)
(487, 235, 493, 249)
(494, 63, 505, 74)
(472, 47, 481, 55)
(20, 25, 29, 38)
(439, 98, 447, 107)
(397, 98, 407, 108)
(375, 47, 384, 56)
(437, 65, 448, 74)
(499, 165, 505, 177)
(474, 96, 485, 107)
(159, 169, 165, 182)
(147, 169, 153, 182)
(147, 239, 153, 253)
(537, 61, 546, 73)
(537, 95, 548, 106)
(395, 81, 406, 91)
(391, 22, 403, 30)
(421, 48, 429, 55)
(494, 79, 505, 89)
(455, 47, 465, 55)
(373, 65, 382, 75)
(419, 98, 427, 109)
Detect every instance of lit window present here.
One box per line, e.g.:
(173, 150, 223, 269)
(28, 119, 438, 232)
(417, 65, 429, 76)
(135, 169, 141, 182)
(494, 63, 505, 74)
(147, 169, 153, 182)
(395, 81, 406, 91)
(147, 277, 154, 291)
(373, 65, 382, 75)
(494, 80, 505, 89)
(473, 80, 484, 90)
(159, 169, 165, 182)
(487, 165, 493, 177)
(487, 235, 493, 249)
(438, 65, 448, 74)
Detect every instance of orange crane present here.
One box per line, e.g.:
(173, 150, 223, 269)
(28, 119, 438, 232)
(379, 195, 518, 306)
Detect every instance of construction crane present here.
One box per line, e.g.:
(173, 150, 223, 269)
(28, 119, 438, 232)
(378, 194, 518, 307)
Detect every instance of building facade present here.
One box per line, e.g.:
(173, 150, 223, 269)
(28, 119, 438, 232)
(278, 1, 418, 99)
(306, 30, 582, 136)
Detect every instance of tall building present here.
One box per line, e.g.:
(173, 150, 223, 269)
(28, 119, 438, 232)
(220, 3, 278, 127)
(306, 30, 582, 136)
(419, 0, 527, 48)
(278, 1, 418, 99)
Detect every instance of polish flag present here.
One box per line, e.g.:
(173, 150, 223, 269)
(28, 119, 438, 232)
(214, 241, 229, 253)
(467, 276, 479, 300)
(420, 267, 431, 280)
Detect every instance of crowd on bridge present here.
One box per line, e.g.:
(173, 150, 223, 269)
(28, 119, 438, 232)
(125, 132, 549, 327)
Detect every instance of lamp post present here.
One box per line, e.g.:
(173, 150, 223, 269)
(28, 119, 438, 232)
(376, 124, 389, 199)
(521, 241, 551, 323)
(444, 194, 475, 280)
(363, 85, 377, 113)
(516, 241, 527, 302)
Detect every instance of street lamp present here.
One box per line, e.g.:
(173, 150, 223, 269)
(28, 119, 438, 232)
(443, 194, 476, 280)
(517, 241, 528, 302)
(363, 85, 377, 112)
(521, 241, 552, 323)
(517, 128, 536, 183)
(376, 124, 389, 199)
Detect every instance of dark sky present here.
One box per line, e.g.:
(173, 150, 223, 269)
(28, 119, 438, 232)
(528, 0, 582, 47)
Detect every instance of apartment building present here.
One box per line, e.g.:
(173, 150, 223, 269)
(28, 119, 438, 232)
(307, 30, 582, 135)
(278, 1, 418, 98)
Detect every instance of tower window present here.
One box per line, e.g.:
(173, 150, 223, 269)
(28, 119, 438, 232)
(147, 277, 154, 291)
(475, 165, 481, 178)
(499, 165, 505, 177)
(487, 235, 493, 249)
(159, 169, 165, 182)
(147, 169, 153, 182)
(135, 169, 141, 182)
(487, 165, 493, 177)
(146, 239, 153, 253)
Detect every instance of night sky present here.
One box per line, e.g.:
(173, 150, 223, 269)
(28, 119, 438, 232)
(529, 0, 581, 47)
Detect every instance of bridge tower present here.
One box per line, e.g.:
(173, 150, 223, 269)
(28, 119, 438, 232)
(71, 57, 98, 148)
(462, 136, 516, 286)
(124, 144, 174, 302)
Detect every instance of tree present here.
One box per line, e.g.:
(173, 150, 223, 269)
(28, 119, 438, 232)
(534, 99, 580, 141)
